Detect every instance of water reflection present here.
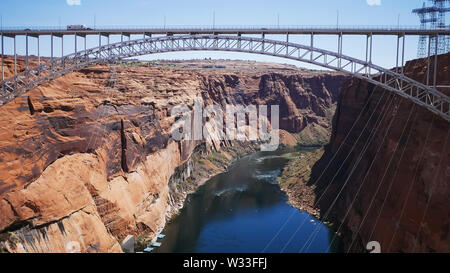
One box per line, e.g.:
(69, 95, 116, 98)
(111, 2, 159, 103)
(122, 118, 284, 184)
(155, 150, 340, 253)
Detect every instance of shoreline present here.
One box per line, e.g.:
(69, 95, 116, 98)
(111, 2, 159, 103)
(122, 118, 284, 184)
(278, 147, 325, 219)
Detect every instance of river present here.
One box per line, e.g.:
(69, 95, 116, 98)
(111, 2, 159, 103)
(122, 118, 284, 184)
(154, 149, 341, 253)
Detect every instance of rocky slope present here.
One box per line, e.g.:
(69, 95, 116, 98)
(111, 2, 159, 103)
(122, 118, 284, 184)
(279, 148, 324, 218)
(0, 58, 349, 252)
(310, 53, 450, 252)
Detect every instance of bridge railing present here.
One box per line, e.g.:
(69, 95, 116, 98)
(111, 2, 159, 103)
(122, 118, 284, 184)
(0, 25, 441, 32)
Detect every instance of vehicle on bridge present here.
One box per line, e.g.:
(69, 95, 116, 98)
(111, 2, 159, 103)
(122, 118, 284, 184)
(67, 25, 88, 31)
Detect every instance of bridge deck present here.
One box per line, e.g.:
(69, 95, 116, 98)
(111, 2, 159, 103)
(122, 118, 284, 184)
(1, 26, 450, 37)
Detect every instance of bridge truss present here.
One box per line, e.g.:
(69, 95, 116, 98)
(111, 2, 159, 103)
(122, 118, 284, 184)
(0, 27, 450, 121)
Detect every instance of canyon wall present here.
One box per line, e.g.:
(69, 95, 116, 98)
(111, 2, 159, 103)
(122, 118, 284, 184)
(311, 53, 450, 252)
(0, 59, 348, 252)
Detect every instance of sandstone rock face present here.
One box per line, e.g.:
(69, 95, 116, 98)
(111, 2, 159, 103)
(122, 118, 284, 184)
(311, 53, 450, 253)
(0, 58, 349, 252)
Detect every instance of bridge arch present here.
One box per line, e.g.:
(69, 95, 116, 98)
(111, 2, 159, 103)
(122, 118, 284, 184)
(1, 34, 449, 121)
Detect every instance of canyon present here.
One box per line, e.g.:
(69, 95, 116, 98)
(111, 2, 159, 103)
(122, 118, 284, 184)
(0, 58, 348, 252)
(0, 52, 448, 253)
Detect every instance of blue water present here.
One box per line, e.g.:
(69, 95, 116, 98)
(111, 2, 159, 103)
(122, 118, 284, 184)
(155, 150, 340, 253)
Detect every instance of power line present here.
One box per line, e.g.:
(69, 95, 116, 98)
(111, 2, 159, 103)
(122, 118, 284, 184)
(300, 91, 398, 253)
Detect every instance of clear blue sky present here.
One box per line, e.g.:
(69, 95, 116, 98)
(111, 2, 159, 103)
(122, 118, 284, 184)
(0, 0, 434, 70)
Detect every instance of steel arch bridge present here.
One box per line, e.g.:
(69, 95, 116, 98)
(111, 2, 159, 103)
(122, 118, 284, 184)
(1, 33, 450, 121)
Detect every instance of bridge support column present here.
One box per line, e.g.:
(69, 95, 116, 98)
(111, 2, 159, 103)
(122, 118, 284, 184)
(395, 34, 405, 77)
(13, 36, 16, 76)
(262, 33, 265, 52)
(365, 35, 368, 75)
(433, 34, 438, 88)
(61, 35, 64, 57)
(310, 33, 314, 61)
(121, 34, 123, 56)
(75, 33, 77, 56)
(1, 33, 4, 84)
(367, 34, 373, 75)
(213, 34, 218, 49)
(426, 35, 431, 86)
(26, 34, 28, 71)
(401, 34, 405, 75)
(50, 34, 53, 71)
(74, 33, 78, 66)
(61, 35, 64, 68)
(237, 33, 241, 50)
(286, 33, 289, 55)
(37, 35, 40, 78)
(107, 35, 110, 58)
(338, 33, 342, 69)
(14, 36, 16, 89)
(396, 35, 400, 74)
(37, 35, 40, 66)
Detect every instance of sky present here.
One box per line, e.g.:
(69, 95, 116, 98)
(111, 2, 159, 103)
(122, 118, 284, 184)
(0, 0, 437, 70)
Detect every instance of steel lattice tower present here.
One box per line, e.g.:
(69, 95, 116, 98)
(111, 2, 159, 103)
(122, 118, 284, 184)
(412, 0, 450, 57)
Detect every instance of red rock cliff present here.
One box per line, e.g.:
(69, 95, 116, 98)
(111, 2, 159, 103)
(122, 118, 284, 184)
(0, 59, 349, 252)
(311, 53, 450, 253)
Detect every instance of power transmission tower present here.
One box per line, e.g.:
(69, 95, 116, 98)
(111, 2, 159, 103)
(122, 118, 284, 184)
(412, 0, 450, 57)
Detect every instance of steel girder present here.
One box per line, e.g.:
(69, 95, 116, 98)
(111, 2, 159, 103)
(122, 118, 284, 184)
(1, 34, 449, 121)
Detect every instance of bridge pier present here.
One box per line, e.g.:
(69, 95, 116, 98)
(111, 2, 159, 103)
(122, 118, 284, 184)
(37, 35, 40, 66)
(365, 35, 368, 74)
(338, 33, 343, 69)
(433, 34, 438, 88)
(61, 35, 64, 69)
(395, 34, 406, 77)
(401, 35, 405, 75)
(367, 34, 373, 75)
(427, 36, 431, 86)
(396, 35, 400, 73)
(284, 33, 289, 55)
(121, 34, 123, 56)
(25, 34, 28, 71)
(262, 33, 265, 51)
(13, 36, 15, 76)
(50, 34, 53, 71)
(13, 36, 16, 89)
(75, 33, 77, 57)
(1, 33, 4, 84)
(37, 35, 40, 78)
(237, 33, 241, 49)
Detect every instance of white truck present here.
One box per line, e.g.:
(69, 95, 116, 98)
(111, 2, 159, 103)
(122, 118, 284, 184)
(67, 25, 88, 30)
